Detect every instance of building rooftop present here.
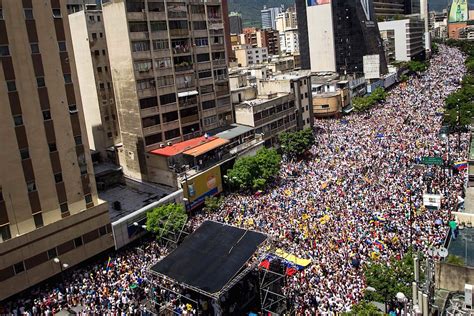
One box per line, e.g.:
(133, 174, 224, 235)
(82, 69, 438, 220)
(99, 178, 171, 222)
(215, 124, 254, 140)
(148, 136, 217, 157)
(241, 93, 290, 107)
(448, 227, 474, 267)
(183, 138, 230, 157)
(268, 70, 312, 81)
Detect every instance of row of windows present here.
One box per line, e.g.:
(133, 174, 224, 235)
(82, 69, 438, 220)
(0, 224, 111, 281)
(0, 42, 66, 57)
(5, 74, 71, 92)
(19, 8, 62, 21)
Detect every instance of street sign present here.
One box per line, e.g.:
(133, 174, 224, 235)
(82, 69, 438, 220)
(421, 157, 443, 166)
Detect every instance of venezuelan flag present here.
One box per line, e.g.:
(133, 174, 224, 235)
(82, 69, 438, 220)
(454, 161, 468, 171)
(373, 240, 386, 251)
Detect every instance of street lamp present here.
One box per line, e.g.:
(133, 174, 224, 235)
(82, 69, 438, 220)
(53, 257, 68, 285)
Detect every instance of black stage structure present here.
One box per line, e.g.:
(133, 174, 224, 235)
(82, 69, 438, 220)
(148, 220, 292, 315)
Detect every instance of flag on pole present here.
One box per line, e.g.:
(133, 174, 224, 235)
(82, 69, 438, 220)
(454, 161, 468, 171)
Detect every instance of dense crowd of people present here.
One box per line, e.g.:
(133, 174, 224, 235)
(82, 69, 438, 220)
(189, 45, 469, 313)
(1, 45, 469, 315)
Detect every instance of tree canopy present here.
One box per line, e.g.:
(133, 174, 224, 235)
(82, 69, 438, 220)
(363, 251, 415, 306)
(407, 60, 429, 73)
(444, 40, 474, 130)
(353, 87, 387, 113)
(227, 147, 281, 190)
(203, 195, 223, 213)
(146, 203, 188, 238)
(278, 128, 315, 158)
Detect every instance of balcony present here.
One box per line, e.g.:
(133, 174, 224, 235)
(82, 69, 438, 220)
(181, 114, 199, 124)
(162, 120, 180, 130)
(215, 74, 227, 82)
(129, 31, 149, 41)
(172, 46, 191, 55)
(141, 106, 160, 118)
(211, 44, 225, 51)
(169, 29, 189, 37)
(167, 11, 187, 19)
(147, 11, 166, 20)
(174, 63, 193, 73)
(160, 102, 178, 113)
(179, 97, 198, 108)
(216, 88, 229, 97)
(127, 12, 146, 21)
(137, 88, 156, 99)
(177, 82, 196, 92)
(212, 59, 226, 68)
(143, 124, 162, 136)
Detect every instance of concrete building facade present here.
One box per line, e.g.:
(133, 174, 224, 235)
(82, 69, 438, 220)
(101, 0, 232, 180)
(378, 18, 425, 62)
(229, 11, 242, 35)
(234, 45, 268, 67)
(69, 8, 121, 160)
(261, 6, 281, 30)
(235, 93, 297, 147)
(0, 0, 112, 300)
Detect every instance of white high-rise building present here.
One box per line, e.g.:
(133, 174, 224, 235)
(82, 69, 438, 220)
(261, 6, 282, 29)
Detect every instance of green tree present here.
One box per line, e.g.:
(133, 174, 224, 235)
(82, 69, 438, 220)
(278, 128, 315, 158)
(364, 251, 415, 310)
(353, 88, 387, 113)
(203, 195, 223, 213)
(227, 147, 281, 190)
(407, 60, 429, 73)
(343, 301, 383, 315)
(146, 203, 188, 238)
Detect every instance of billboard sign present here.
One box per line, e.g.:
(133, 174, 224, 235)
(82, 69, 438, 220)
(363, 54, 380, 79)
(183, 165, 223, 210)
(449, 0, 468, 23)
(307, 0, 330, 7)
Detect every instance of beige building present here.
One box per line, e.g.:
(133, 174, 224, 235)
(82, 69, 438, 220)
(102, 0, 233, 181)
(0, 0, 112, 300)
(69, 8, 120, 160)
(312, 89, 349, 118)
(235, 93, 297, 147)
(275, 7, 297, 33)
(257, 71, 313, 130)
(234, 44, 269, 67)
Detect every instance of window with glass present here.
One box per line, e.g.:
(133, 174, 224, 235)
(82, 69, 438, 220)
(129, 21, 148, 32)
(134, 60, 152, 72)
(195, 37, 208, 47)
(0, 45, 10, 56)
(156, 75, 174, 87)
(24, 9, 33, 20)
(20, 148, 29, 160)
(153, 40, 169, 50)
(33, 213, 44, 228)
(30, 43, 39, 54)
(13, 115, 23, 126)
(150, 21, 167, 32)
(132, 41, 150, 52)
(155, 57, 172, 69)
(193, 21, 207, 30)
(136, 79, 154, 91)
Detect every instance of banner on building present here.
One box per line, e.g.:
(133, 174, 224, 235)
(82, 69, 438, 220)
(449, 0, 468, 23)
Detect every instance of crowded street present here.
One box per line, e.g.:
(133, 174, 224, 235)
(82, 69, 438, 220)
(1, 45, 469, 315)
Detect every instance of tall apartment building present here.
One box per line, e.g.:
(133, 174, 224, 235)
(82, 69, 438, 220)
(69, 7, 121, 160)
(275, 6, 297, 33)
(378, 17, 425, 62)
(229, 11, 243, 34)
(261, 6, 282, 29)
(239, 28, 280, 55)
(0, 0, 112, 300)
(102, 0, 232, 181)
(296, 0, 387, 75)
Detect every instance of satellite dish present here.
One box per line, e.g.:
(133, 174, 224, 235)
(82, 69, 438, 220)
(437, 247, 449, 258)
